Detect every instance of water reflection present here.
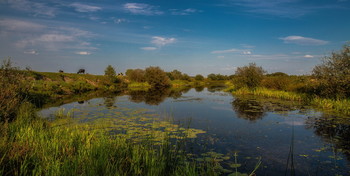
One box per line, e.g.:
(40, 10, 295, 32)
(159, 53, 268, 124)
(194, 86, 205, 92)
(103, 96, 116, 108)
(306, 114, 350, 161)
(231, 98, 265, 121)
(207, 86, 226, 92)
(128, 87, 192, 105)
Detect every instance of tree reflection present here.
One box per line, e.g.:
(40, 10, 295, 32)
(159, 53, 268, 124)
(231, 98, 265, 122)
(144, 88, 171, 105)
(207, 86, 226, 92)
(306, 114, 350, 161)
(128, 87, 193, 105)
(103, 96, 116, 108)
(128, 88, 170, 105)
(194, 86, 205, 92)
(128, 90, 146, 103)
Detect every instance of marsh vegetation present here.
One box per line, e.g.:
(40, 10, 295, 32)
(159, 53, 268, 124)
(1, 45, 350, 175)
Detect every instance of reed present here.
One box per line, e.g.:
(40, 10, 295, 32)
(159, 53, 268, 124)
(311, 97, 350, 116)
(231, 87, 350, 116)
(232, 87, 305, 101)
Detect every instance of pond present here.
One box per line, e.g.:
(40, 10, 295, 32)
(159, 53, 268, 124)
(40, 87, 350, 176)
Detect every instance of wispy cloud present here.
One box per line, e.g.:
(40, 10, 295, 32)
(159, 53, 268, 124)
(280, 36, 329, 45)
(170, 8, 200, 15)
(0, 19, 46, 33)
(114, 18, 127, 24)
(141, 47, 157, 51)
(304, 54, 314, 58)
(75, 51, 91, 55)
(228, 0, 341, 18)
(151, 36, 176, 47)
(7, 0, 56, 17)
(141, 36, 176, 51)
(217, 56, 225, 59)
(24, 50, 39, 55)
(70, 3, 102, 13)
(211, 48, 251, 54)
(1, 19, 97, 52)
(124, 3, 163, 15)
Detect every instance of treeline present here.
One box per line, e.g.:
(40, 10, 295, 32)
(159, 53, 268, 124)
(124, 67, 232, 88)
(231, 44, 350, 99)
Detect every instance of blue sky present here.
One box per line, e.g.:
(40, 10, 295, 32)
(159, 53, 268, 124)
(1, 0, 349, 75)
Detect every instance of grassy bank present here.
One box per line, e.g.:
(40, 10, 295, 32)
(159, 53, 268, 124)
(0, 103, 208, 176)
(230, 87, 350, 116)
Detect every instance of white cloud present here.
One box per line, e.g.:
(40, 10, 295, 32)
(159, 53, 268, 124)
(151, 36, 176, 47)
(37, 34, 74, 42)
(242, 51, 252, 55)
(304, 54, 314, 58)
(70, 3, 102, 12)
(170, 8, 199, 15)
(141, 47, 157, 51)
(8, 0, 56, 17)
(0, 19, 46, 33)
(75, 51, 91, 55)
(280, 36, 328, 45)
(124, 3, 163, 15)
(217, 56, 225, 59)
(9, 23, 96, 52)
(228, 0, 340, 18)
(211, 48, 251, 54)
(114, 18, 127, 24)
(24, 50, 39, 55)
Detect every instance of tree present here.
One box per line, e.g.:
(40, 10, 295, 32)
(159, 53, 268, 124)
(233, 63, 266, 89)
(312, 44, 350, 98)
(169, 70, 183, 80)
(144, 66, 170, 88)
(181, 73, 191, 81)
(207, 73, 217, 80)
(195, 74, 204, 81)
(105, 65, 116, 77)
(126, 69, 146, 82)
(104, 65, 117, 83)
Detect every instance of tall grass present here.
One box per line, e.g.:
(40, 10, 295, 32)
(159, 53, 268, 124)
(231, 87, 350, 116)
(311, 97, 350, 116)
(232, 87, 305, 101)
(0, 103, 204, 176)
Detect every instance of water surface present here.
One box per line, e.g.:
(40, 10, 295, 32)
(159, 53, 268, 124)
(40, 88, 350, 175)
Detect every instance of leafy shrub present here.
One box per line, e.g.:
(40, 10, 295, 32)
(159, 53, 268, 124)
(0, 59, 29, 121)
(71, 81, 95, 93)
(104, 65, 117, 83)
(194, 74, 204, 81)
(126, 69, 146, 82)
(262, 76, 292, 91)
(144, 66, 171, 88)
(233, 63, 266, 89)
(312, 44, 350, 98)
(207, 73, 229, 81)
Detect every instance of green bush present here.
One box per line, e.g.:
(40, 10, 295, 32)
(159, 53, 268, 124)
(104, 65, 117, 83)
(71, 81, 95, 93)
(144, 66, 171, 88)
(0, 59, 29, 121)
(262, 76, 292, 91)
(126, 69, 146, 82)
(233, 63, 266, 89)
(194, 74, 204, 81)
(312, 44, 350, 98)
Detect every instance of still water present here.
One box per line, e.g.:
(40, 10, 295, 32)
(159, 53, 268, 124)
(40, 87, 350, 175)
